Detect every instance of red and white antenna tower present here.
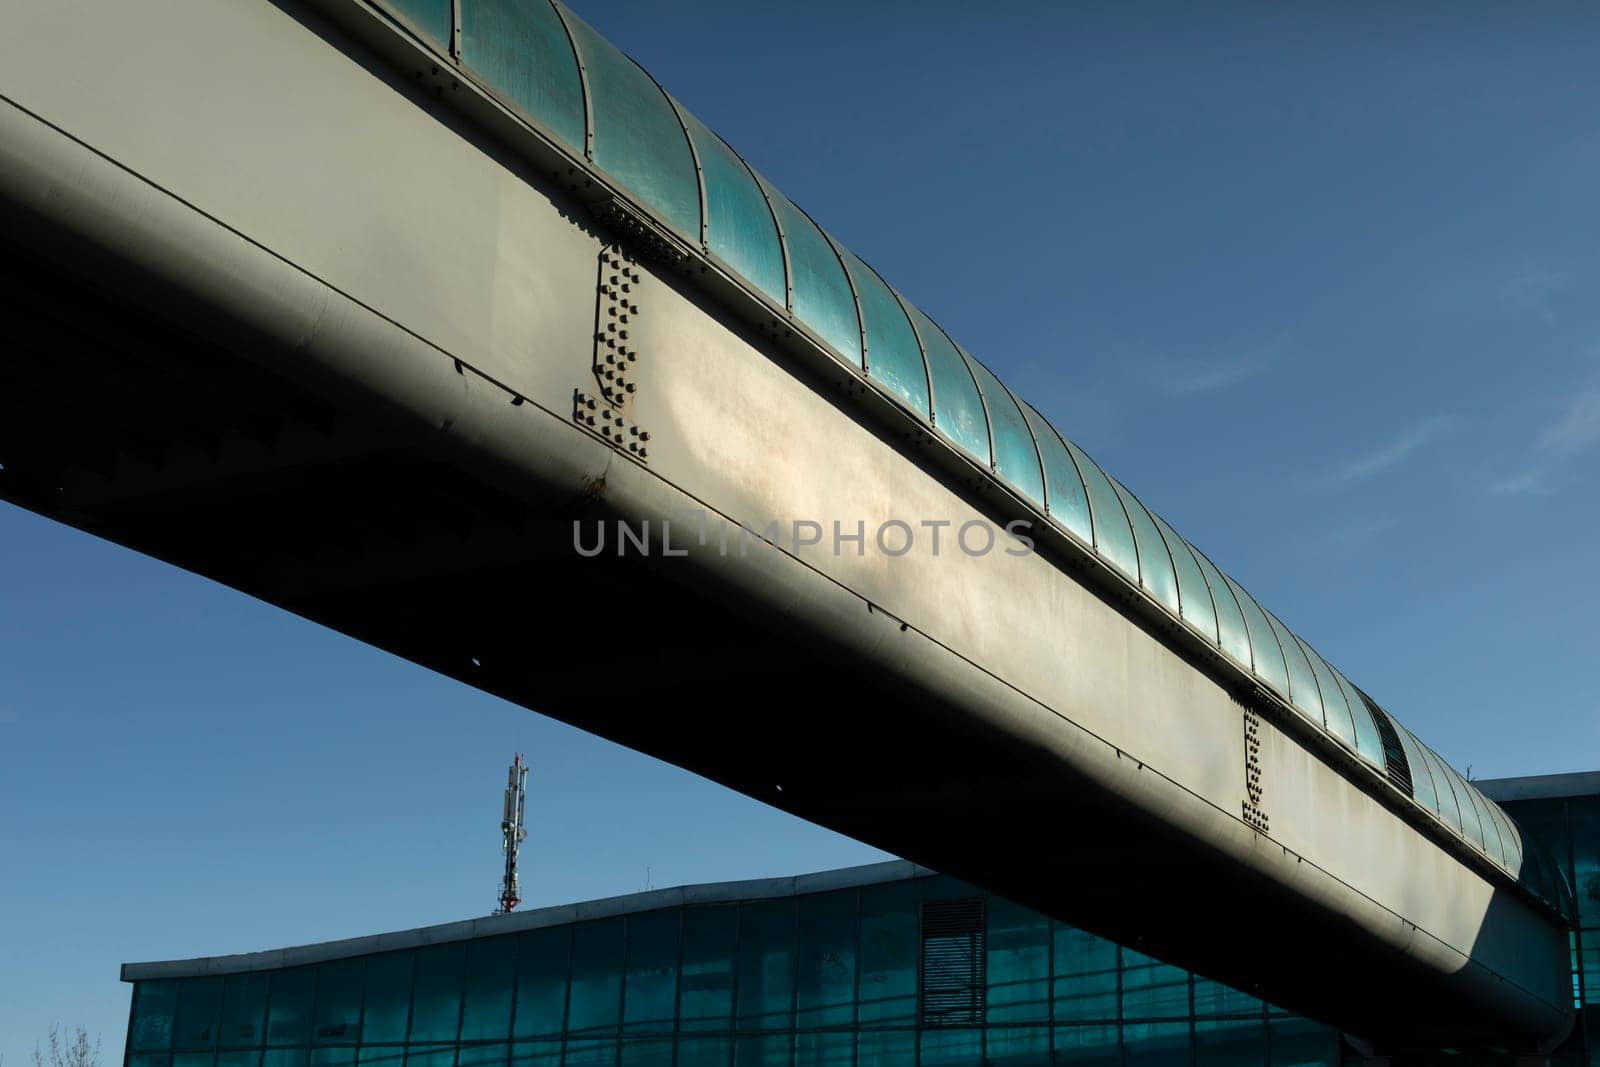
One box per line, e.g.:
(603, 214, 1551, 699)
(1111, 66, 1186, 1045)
(497, 754, 529, 914)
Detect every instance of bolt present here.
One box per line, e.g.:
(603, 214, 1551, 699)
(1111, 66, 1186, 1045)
(639, 431, 650, 442)
(625, 382, 636, 393)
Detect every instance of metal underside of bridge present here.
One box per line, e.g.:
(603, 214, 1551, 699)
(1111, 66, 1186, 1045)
(0, 0, 1575, 1053)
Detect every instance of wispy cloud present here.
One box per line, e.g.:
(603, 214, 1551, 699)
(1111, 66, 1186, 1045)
(1321, 515, 1399, 553)
(1500, 268, 1574, 325)
(1140, 345, 1282, 396)
(1492, 387, 1600, 495)
(1306, 415, 1462, 491)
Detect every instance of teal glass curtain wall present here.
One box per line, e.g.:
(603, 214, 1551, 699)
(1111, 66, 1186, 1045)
(126, 873, 1343, 1067)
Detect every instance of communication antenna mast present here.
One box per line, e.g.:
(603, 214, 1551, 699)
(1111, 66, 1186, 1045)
(497, 754, 529, 914)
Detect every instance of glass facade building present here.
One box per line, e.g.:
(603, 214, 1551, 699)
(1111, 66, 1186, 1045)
(121, 775, 1596, 1067)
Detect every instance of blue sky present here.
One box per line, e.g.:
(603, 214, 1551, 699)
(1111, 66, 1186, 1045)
(4, 0, 1600, 1058)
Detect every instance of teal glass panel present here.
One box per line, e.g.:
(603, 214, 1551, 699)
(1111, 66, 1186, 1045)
(176, 977, 224, 1050)
(1416, 742, 1465, 835)
(734, 899, 795, 1031)
(311, 1051, 357, 1067)
(1121, 1022, 1188, 1067)
(1188, 544, 1252, 669)
(617, 1038, 671, 1067)
(676, 1037, 730, 1067)
(1388, 719, 1439, 817)
(1192, 975, 1260, 1018)
(1222, 576, 1290, 698)
(560, 8, 700, 238)
(463, 936, 518, 1041)
(679, 112, 784, 305)
(796, 890, 856, 1028)
(840, 250, 929, 417)
(1061, 440, 1138, 582)
(622, 910, 679, 1032)
(1465, 785, 1508, 866)
(313, 959, 363, 1045)
(362, 951, 415, 1044)
(1195, 1018, 1265, 1067)
(405, 1049, 456, 1067)
(1486, 801, 1522, 872)
(509, 1043, 561, 1067)
(266, 968, 315, 1047)
(1120, 950, 1187, 1020)
(219, 1053, 261, 1067)
(357, 1050, 403, 1067)
(1016, 403, 1092, 547)
(1052, 925, 1118, 1023)
(732, 1036, 790, 1067)
(1263, 611, 1323, 726)
(409, 943, 466, 1042)
(1571, 796, 1599, 925)
(174, 1053, 214, 1067)
(903, 303, 988, 462)
(987, 898, 1049, 1024)
(1330, 669, 1385, 770)
(794, 1031, 853, 1067)
(568, 919, 625, 1034)
(133, 980, 179, 1051)
(760, 185, 862, 366)
(561, 1040, 615, 1067)
(457, 1045, 509, 1067)
(858, 881, 918, 1025)
(1296, 641, 1356, 747)
(984, 1028, 1049, 1067)
(919, 1029, 981, 1067)
(263, 1052, 308, 1067)
(513, 927, 570, 1038)
(1052, 1026, 1119, 1067)
(855, 1030, 914, 1067)
(459, 0, 585, 151)
(1109, 480, 1180, 616)
(1267, 1017, 1338, 1066)
(385, 0, 450, 45)
(963, 354, 1044, 506)
(130, 1056, 173, 1067)
(1149, 513, 1217, 644)
(679, 905, 737, 1032)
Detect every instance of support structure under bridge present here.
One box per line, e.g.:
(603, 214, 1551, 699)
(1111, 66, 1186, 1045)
(0, 0, 1575, 1053)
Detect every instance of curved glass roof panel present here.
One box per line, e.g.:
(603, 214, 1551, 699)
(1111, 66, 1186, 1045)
(963, 354, 1045, 507)
(903, 304, 989, 462)
(1017, 403, 1092, 547)
(460, 0, 586, 152)
(1222, 577, 1290, 699)
(1437, 758, 1488, 853)
(1388, 719, 1439, 817)
(1264, 610, 1324, 726)
(1109, 479, 1180, 617)
(560, 7, 701, 239)
(390, 0, 451, 43)
(838, 250, 928, 417)
(1328, 668, 1384, 770)
(1416, 743, 1466, 836)
(1464, 785, 1507, 866)
(1187, 544, 1251, 670)
(756, 185, 862, 367)
(1149, 513, 1217, 645)
(1297, 641, 1355, 748)
(680, 112, 785, 306)
(1061, 440, 1139, 582)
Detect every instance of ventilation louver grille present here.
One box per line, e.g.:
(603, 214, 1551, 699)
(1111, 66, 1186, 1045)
(1361, 693, 1414, 797)
(920, 898, 986, 1028)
